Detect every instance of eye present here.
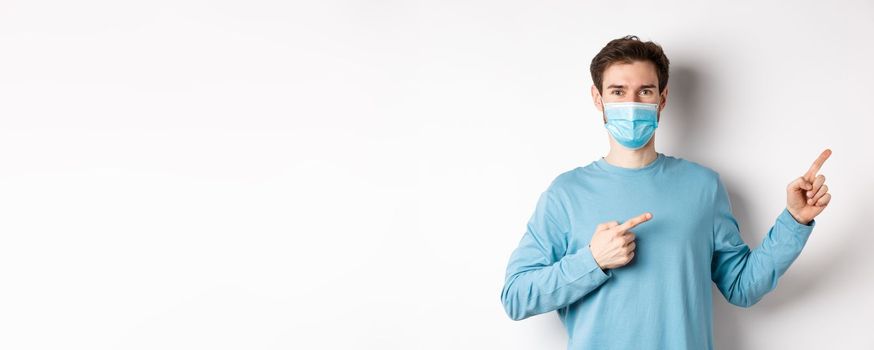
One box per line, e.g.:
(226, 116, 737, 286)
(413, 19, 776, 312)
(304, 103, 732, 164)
(639, 90, 652, 95)
(611, 90, 622, 96)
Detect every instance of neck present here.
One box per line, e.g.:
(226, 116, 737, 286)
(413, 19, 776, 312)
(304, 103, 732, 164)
(603, 136, 658, 168)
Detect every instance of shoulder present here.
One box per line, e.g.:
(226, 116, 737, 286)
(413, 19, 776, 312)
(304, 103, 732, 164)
(663, 153, 721, 181)
(550, 167, 582, 187)
(542, 165, 589, 195)
(529, 167, 585, 206)
(662, 155, 729, 203)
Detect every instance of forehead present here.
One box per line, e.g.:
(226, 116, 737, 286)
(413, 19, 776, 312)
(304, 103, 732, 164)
(602, 60, 658, 88)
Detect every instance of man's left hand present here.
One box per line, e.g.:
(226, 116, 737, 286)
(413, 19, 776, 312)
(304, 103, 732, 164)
(786, 149, 832, 225)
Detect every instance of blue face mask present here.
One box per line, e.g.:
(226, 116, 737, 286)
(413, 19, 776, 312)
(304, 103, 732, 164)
(602, 100, 660, 150)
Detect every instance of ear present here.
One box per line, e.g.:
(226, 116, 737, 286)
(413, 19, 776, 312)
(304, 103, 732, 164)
(591, 85, 603, 112)
(659, 85, 669, 112)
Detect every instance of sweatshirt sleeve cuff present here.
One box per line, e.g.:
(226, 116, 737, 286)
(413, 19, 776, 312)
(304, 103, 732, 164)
(777, 207, 816, 236)
(561, 244, 612, 283)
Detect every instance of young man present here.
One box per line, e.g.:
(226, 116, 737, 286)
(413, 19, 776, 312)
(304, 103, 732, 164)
(500, 35, 832, 349)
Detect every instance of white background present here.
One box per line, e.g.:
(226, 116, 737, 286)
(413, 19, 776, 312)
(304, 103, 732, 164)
(1, 0, 872, 349)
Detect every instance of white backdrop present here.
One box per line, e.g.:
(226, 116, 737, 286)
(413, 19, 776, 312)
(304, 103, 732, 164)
(1, 1, 872, 349)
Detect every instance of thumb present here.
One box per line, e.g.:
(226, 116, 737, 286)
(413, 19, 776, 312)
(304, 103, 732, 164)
(788, 176, 812, 192)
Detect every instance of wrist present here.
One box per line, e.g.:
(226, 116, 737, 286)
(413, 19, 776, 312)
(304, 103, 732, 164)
(588, 243, 606, 271)
(787, 207, 811, 225)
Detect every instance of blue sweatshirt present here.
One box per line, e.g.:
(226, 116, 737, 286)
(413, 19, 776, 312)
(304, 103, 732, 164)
(500, 152, 815, 349)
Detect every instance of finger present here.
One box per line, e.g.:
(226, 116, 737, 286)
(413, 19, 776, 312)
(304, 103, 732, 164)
(626, 241, 636, 251)
(807, 174, 825, 198)
(809, 184, 828, 206)
(804, 148, 832, 181)
(624, 232, 636, 244)
(599, 221, 620, 230)
(816, 192, 832, 207)
(596, 221, 618, 231)
(788, 176, 813, 192)
(616, 212, 652, 232)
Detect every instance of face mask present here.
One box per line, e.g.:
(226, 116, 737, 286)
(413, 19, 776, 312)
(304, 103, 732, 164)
(602, 100, 660, 150)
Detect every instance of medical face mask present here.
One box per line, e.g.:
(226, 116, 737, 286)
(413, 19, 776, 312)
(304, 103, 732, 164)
(602, 100, 660, 150)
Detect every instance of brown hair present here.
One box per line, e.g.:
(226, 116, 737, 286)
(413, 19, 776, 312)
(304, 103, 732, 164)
(590, 35, 670, 95)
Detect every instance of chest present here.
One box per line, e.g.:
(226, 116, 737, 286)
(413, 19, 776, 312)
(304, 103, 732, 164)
(563, 179, 713, 258)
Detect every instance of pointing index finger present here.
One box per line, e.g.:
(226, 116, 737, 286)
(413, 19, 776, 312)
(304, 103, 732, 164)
(804, 148, 832, 181)
(616, 212, 652, 232)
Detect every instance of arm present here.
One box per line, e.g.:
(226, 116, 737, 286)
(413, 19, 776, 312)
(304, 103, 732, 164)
(500, 189, 612, 321)
(710, 175, 816, 308)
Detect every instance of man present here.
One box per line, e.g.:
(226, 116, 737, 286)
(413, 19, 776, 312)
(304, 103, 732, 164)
(499, 35, 832, 349)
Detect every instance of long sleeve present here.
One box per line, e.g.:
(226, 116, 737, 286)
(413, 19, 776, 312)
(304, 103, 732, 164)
(500, 189, 612, 321)
(710, 174, 816, 308)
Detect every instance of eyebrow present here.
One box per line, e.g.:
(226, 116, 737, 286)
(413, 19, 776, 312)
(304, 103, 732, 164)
(606, 84, 657, 90)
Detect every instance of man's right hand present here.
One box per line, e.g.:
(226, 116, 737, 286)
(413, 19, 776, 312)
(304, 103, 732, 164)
(588, 212, 652, 271)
